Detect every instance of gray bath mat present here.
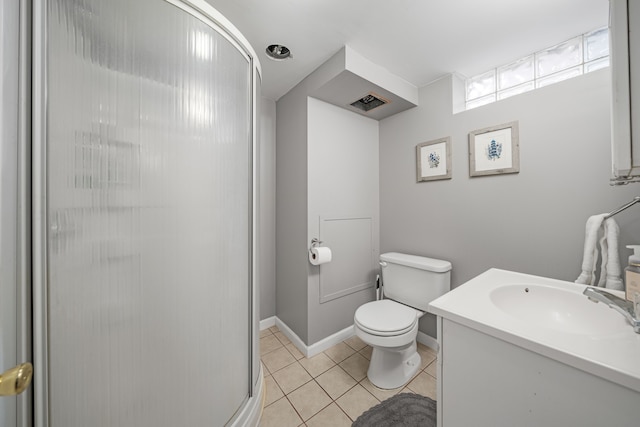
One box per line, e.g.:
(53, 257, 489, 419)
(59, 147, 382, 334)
(352, 393, 436, 427)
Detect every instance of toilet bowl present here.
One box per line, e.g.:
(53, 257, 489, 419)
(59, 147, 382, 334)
(353, 252, 451, 389)
(355, 299, 424, 389)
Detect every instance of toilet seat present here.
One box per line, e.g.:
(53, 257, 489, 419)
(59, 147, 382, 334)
(354, 300, 419, 337)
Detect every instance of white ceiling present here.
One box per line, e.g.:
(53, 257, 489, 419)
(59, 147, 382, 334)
(205, 0, 609, 101)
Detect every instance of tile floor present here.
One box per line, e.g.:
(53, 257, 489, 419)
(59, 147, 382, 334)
(259, 326, 438, 427)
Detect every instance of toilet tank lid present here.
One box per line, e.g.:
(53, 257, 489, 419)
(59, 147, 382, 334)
(380, 252, 452, 273)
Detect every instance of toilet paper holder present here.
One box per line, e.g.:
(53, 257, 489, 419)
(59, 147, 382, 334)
(310, 238, 323, 250)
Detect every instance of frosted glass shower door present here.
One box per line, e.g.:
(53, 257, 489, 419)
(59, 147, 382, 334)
(38, 0, 253, 425)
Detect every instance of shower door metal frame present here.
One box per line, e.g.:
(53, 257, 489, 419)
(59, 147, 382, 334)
(1, 0, 32, 426)
(30, 0, 263, 426)
(17, 1, 33, 426)
(31, 0, 49, 423)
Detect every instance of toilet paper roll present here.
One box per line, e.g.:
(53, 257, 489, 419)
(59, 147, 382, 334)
(309, 247, 332, 265)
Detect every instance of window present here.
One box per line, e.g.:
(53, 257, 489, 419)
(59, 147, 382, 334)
(465, 27, 609, 110)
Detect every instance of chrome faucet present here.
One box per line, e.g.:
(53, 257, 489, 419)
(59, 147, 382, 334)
(583, 287, 640, 333)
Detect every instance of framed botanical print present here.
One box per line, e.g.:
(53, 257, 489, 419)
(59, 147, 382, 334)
(469, 121, 519, 177)
(416, 137, 452, 182)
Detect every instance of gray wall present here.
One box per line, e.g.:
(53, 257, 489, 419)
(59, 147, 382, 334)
(307, 97, 379, 344)
(275, 51, 363, 344)
(276, 80, 310, 342)
(379, 69, 640, 337)
(259, 97, 276, 319)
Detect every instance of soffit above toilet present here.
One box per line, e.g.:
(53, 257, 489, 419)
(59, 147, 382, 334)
(308, 46, 419, 120)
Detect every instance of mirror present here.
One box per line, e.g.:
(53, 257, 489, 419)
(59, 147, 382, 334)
(610, 0, 640, 184)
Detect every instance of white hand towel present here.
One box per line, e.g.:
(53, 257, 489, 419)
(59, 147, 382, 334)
(599, 218, 624, 290)
(575, 214, 606, 285)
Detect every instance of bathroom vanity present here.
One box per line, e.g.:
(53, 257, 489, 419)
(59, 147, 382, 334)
(429, 269, 640, 427)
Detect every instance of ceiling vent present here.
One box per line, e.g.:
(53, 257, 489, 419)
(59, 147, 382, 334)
(350, 92, 390, 112)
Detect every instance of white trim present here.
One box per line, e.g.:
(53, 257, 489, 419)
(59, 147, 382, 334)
(264, 316, 439, 357)
(273, 317, 356, 358)
(259, 316, 276, 330)
(417, 331, 439, 353)
(274, 318, 310, 356)
(306, 325, 355, 358)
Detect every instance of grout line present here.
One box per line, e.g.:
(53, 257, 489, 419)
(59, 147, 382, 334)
(334, 401, 353, 424)
(262, 328, 439, 424)
(284, 394, 303, 423)
(332, 382, 361, 422)
(284, 378, 334, 424)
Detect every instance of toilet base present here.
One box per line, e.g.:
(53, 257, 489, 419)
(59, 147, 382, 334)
(367, 341, 421, 389)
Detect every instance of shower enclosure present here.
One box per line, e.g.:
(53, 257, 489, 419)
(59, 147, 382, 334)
(2, 0, 263, 426)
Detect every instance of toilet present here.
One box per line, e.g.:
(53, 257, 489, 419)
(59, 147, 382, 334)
(354, 252, 451, 389)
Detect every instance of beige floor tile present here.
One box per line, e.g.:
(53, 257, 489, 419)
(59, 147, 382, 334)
(425, 359, 437, 378)
(306, 403, 352, 427)
(260, 397, 303, 427)
(262, 346, 296, 374)
(359, 377, 403, 401)
(418, 342, 438, 357)
(260, 328, 273, 338)
(358, 345, 373, 360)
(285, 343, 305, 360)
(299, 352, 336, 378)
(323, 342, 356, 363)
(260, 334, 284, 356)
(417, 343, 437, 370)
(287, 380, 332, 421)
(315, 365, 357, 400)
(343, 335, 367, 351)
(268, 325, 279, 333)
(274, 331, 292, 346)
(264, 375, 284, 407)
(335, 383, 379, 421)
(272, 362, 313, 395)
(339, 352, 370, 382)
(406, 371, 437, 400)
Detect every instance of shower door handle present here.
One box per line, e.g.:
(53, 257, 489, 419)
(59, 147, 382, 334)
(0, 362, 33, 396)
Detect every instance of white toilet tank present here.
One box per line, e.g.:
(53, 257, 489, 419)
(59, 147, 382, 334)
(380, 252, 451, 311)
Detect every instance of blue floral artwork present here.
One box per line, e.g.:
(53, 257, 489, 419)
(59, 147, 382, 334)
(485, 139, 502, 161)
(417, 137, 451, 182)
(427, 151, 440, 168)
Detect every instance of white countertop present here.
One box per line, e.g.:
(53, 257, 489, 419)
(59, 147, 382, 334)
(428, 268, 640, 393)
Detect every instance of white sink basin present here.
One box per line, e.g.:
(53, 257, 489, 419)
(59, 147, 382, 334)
(489, 283, 627, 335)
(428, 268, 640, 394)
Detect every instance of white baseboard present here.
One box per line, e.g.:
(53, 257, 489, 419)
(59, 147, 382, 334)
(417, 331, 439, 352)
(267, 317, 355, 358)
(306, 325, 355, 358)
(262, 316, 437, 357)
(274, 318, 309, 356)
(259, 316, 276, 330)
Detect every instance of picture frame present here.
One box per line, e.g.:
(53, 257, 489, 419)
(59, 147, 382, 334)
(468, 121, 520, 177)
(416, 137, 452, 182)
